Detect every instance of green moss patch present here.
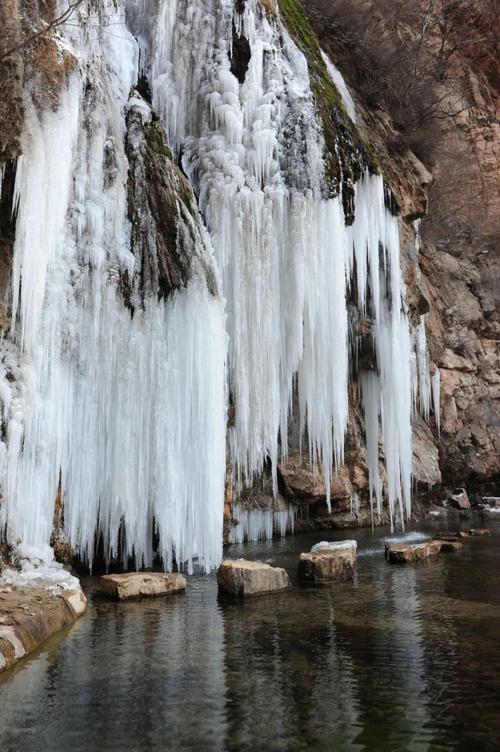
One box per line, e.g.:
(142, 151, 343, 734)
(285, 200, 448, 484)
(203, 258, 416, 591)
(276, 0, 397, 219)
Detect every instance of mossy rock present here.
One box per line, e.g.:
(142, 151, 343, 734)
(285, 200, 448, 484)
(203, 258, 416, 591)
(277, 0, 399, 219)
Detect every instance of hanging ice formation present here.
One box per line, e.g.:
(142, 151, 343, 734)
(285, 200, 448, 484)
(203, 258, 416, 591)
(0, 0, 437, 569)
(229, 504, 296, 544)
(0, 1, 227, 573)
(320, 50, 357, 123)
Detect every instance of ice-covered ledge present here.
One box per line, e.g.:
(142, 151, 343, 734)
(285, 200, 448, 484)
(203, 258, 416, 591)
(0, 545, 87, 673)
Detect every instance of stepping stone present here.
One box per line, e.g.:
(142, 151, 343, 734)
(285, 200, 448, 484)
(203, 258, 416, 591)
(99, 572, 186, 600)
(298, 540, 356, 583)
(217, 559, 290, 597)
(385, 540, 442, 563)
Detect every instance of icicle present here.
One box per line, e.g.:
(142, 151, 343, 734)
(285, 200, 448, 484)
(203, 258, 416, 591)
(415, 315, 431, 419)
(320, 50, 357, 123)
(432, 368, 441, 437)
(360, 371, 382, 515)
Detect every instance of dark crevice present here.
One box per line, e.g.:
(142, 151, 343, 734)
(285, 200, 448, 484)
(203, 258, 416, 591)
(230, 23, 251, 84)
(0, 160, 18, 243)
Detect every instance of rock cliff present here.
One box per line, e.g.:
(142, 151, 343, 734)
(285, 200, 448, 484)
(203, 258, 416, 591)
(279, 0, 499, 525)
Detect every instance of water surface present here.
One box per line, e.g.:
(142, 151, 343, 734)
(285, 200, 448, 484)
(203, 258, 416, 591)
(1, 519, 500, 751)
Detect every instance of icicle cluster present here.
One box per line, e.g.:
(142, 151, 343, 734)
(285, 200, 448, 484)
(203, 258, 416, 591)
(132, 0, 418, 522)
(229, 504, 296, 544)
(410, 219, 441, 443)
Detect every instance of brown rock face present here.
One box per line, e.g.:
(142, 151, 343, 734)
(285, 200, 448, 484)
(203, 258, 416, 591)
(0, 0, 24, 161)
(217, 559, 290, 597)
(297, 0, 500, 515)
(99, 572, 186, 600)
(385, 540, 443, 563)
(0, 586, 87, 673)
(298, 542, 356, 583)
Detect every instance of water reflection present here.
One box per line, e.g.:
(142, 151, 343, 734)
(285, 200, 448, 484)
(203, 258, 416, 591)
(1, 520, 500, 751)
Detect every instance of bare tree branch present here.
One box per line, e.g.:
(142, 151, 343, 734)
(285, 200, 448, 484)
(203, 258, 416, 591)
(0, 0, 85, 64)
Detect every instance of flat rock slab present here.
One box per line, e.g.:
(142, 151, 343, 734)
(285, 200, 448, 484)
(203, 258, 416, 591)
(217, 559, 290, 597)
(298, 542, 356, 583)
(99, 572, 186, 600)
(0, 586, 87, 673)
(385, 540, 443, 563)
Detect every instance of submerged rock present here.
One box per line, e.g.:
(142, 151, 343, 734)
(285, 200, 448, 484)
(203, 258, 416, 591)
(217, 559, 290, 597)
(99, 572, 186, 600)
(385, 540, 443, 563)
(298, 541, 356, 583)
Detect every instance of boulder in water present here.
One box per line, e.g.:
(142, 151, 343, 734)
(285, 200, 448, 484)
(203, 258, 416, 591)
(311, 540, 358, 553)
(99, 572, 186, 600)
(385, 540, 443, 563)
(217, 559, 290, 597)
(298, 541, 356, 583)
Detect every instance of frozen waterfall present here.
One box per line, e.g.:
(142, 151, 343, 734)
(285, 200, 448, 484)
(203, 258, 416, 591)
(0, 0, 434, 569)
(135, 0, 415, 518)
